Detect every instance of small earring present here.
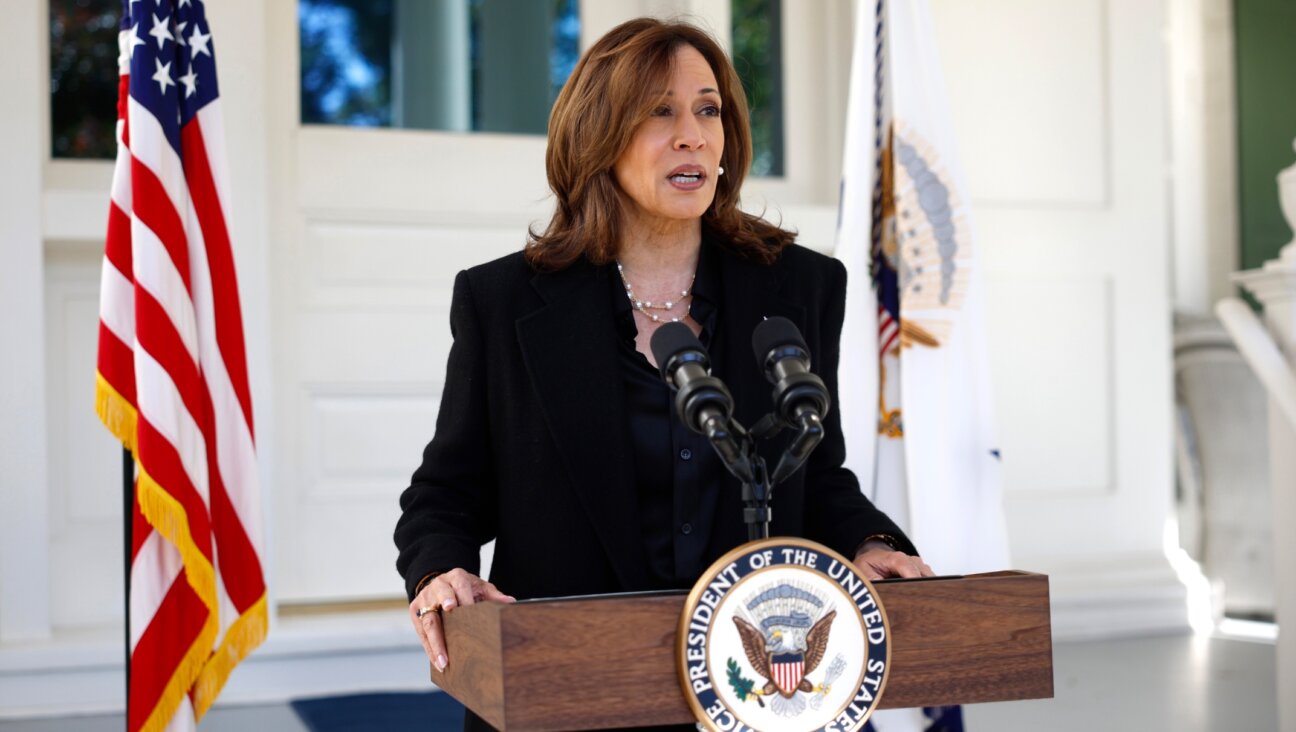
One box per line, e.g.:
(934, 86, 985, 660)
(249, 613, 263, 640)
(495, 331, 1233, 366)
(718, 166, 725, 176)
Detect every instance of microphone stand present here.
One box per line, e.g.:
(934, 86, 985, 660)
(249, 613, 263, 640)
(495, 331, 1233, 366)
(697, 414, 772, 540)
(703, 409, 823, 541)
(741, 459, 773, 541)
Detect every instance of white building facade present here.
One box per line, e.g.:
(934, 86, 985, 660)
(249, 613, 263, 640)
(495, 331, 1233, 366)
(1, 0, 1218, 717)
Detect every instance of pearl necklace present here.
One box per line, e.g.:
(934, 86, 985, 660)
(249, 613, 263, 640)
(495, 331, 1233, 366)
(616, 261, 695, 324)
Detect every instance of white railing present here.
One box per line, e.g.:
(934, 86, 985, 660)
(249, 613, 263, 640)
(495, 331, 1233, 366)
(1216, 298, 1296, 429)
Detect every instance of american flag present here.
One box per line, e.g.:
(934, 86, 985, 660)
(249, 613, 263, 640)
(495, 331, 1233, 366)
(96, 1, 266, 730)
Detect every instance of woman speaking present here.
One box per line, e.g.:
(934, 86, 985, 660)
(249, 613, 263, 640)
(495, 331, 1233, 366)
(394, 17, 932, 726)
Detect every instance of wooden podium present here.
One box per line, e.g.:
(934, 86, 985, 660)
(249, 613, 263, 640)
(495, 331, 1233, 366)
(431, 571, 1053, 731)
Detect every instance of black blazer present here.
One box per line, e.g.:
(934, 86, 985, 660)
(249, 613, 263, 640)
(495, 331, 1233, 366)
(394, 239, 914, 602)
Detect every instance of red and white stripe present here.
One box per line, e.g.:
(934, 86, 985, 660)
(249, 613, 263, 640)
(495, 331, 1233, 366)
(772, 660, 805, 694)
(97, 17, 266, 732)
(878, 305, 899, 355)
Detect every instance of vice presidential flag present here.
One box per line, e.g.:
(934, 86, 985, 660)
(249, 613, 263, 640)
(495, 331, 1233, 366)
(96, 1, 266, 729)
(837, 1, 1010, 729)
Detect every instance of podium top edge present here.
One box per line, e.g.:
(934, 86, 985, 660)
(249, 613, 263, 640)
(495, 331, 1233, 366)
(514, 589, 688, 605)
(503, 571, 1046, 607)
(874, 569, 1047, 584)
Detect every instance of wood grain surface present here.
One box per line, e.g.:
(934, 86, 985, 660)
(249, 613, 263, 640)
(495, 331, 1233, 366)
(432, 571, 1053, 731)
(433, 600, 506, 729)
(875, 572, 1054, 708)
(503, 593, 695, 730)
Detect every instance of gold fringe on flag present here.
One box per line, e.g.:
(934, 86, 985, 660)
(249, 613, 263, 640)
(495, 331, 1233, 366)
(134, 466, 222, 732)
(135, 464, 219, 612)
(95, 372, 138, 452)
(132, 466, 222, 732)
(193, 593, 269, 718)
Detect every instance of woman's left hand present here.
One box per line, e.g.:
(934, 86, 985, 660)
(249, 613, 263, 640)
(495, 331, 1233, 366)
(852, 545, 934, 580)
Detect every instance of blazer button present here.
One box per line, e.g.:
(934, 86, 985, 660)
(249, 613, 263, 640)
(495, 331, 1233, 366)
(680, 522, 693, 535)
(680, 448, 693, 461)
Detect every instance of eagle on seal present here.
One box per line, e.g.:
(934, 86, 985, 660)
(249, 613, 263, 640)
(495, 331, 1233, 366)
(732, 610, 836, 698)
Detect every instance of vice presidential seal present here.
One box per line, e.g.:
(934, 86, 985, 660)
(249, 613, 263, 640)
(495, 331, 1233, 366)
(677, 538, 890, 732)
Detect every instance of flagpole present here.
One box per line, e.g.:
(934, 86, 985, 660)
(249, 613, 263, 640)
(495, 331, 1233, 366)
(122, 446, 131, 729)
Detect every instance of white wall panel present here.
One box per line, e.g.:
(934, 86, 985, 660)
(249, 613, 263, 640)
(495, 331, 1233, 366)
(296, 311, 445, 384)
(985, 274, 1114, 495)
(276, 499, 407, 602)
(57, 293, 126, 524)
(278, 386, 441, 602)
(932, 0, 1109, 206)
(43, 248, 127, 633)
(306, 392, 441, 494)
(302, 219, 526, 308)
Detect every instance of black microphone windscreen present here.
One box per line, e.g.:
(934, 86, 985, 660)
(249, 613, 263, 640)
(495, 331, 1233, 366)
(751, 316, 807, 364)
(650, 322, 704, 378)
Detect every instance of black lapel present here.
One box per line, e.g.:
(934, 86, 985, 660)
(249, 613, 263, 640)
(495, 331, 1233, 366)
(515, 261, 650, 590)
(713, 245, 806, 429)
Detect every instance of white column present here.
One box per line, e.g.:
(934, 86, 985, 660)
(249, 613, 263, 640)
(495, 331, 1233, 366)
(477, 0, 554, 134)
(393, 0, 471, 132)
(1168, 0, 1240, 316)
(0, 0, 51, 643)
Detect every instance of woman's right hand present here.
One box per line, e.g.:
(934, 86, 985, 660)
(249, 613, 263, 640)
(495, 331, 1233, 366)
(409, 568, 516, 671)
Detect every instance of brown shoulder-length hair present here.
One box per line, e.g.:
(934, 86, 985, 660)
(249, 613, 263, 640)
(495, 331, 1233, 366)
(525, 17, 795, 271)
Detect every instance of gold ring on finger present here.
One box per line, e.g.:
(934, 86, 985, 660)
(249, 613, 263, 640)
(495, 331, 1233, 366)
(416, 605, 437, 618)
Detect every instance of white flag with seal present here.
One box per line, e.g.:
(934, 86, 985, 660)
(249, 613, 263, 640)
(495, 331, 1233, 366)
(836, 0, 1011, 633)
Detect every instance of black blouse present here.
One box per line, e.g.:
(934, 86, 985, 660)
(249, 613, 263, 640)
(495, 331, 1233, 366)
(611, 243, 728, 588)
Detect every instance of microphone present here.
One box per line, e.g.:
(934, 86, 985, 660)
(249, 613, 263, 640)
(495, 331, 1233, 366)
(751, 317, 831, 424)
(649, 323, 751, 480)
(751, 317, 830, 483)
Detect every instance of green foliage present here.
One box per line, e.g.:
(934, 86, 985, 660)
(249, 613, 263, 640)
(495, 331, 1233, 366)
(50, 0, 120, 159)
(726, 657, 757, 702)
(731, 0, 783, 176)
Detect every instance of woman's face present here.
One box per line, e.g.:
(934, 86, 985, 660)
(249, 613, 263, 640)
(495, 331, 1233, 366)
(613, 45, 725, 230)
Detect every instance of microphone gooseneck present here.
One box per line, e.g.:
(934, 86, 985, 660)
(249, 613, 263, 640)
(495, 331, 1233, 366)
(751, 317, 830, 484)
